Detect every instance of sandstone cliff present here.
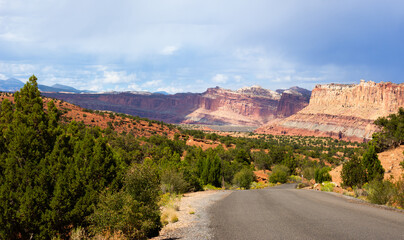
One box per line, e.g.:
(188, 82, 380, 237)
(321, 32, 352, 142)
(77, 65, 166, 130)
(256, 80, 404, 141)
(44, 85, 309, 126)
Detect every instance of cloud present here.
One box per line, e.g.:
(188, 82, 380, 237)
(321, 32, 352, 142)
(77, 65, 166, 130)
(128, 83, 141, 91)
(212, 74, 228, 84)
(161, 45, 179, 55)
(234, 75, 242, 82)
(157, 86, 183, 94)
(0, 1, 403, 92)
(99, 71, 137, 84)
(142, 79, 162, 87)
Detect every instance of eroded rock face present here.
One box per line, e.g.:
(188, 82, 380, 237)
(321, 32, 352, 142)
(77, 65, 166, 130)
(43, 85, 309, 126)
(256, 80, 404, 141)
(276, 87, 311, 117)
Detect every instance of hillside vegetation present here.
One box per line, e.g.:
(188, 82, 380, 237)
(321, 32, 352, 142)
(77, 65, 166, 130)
(0, 75, 392, 239)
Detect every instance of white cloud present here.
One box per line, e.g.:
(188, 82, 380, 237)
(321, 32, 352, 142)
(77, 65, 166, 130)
(128, 83, 141, 91)
(234, 75, 242, 82)
(0, 62, 36, 74)
(161, 45, 179, 55)
(99, 71, 137, 84)
(157, 86, 183, 94)
(0, 73, 7, 79)
(212, 74, 228, 84)
(142, 79, 162, 87)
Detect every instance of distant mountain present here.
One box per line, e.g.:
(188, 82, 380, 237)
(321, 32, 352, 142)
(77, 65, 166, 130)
(0, 78, 25, 91)
(52, 84, 79, 92)
(153, 91, 170, 95)
(0, 78, 90, 93)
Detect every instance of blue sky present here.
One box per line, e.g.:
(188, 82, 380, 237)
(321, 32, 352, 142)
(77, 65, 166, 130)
(0, 1, 403, 93)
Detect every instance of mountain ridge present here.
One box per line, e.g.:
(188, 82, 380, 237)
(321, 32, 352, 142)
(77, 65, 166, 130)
(43, 85, 311, 126)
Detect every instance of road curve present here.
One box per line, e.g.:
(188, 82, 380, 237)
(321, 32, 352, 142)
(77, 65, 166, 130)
(209, 184, 404, 240)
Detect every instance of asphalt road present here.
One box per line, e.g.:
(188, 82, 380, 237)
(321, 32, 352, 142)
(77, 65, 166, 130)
(209, 184, 404, 240)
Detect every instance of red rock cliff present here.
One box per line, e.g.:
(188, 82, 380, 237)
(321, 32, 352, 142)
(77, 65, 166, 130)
(44, 86, 310, 126)
(256, 80, 404, 141)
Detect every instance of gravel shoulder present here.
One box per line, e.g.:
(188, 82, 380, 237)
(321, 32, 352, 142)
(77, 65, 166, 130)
(152, 190, 231, 240)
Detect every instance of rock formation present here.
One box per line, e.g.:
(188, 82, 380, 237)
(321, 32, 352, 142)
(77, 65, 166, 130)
(256, 80, 404, 141)
(44, 85, 310, 126)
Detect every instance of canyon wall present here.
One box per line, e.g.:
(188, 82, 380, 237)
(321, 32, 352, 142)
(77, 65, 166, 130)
(256, 80, 404, 141)
(44, 86, 309, 126)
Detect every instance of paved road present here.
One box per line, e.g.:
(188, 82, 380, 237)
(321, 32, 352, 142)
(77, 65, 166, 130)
(209, 184, 404, 240)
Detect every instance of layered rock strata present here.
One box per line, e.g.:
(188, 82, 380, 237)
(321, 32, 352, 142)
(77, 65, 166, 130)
(256, 80, 404, 141)
(44, 86, 310, 126)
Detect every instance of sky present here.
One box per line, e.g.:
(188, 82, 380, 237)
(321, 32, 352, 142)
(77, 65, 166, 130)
(0, 0, 403, 93)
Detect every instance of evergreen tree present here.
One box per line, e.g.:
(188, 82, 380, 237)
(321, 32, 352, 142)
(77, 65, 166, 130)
(362, 145, 385, 181)
(341, 155, 367, 187)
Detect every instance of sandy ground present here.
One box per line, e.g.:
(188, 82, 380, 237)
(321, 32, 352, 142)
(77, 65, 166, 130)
(152, 190, 231, 240)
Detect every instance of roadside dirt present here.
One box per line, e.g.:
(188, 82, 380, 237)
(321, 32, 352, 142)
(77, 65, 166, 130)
(153, 190, 231, 240)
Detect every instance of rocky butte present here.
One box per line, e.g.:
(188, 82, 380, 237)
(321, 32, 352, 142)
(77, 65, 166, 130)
(255, 80, 404, 142)
(43, 85, 310, 126)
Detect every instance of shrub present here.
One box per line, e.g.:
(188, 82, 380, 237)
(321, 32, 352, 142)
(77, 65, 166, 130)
(341, 155, 367, 187)
(233, 167, 254, 189)
(362, 145, 384, 181)
(269, 165, 289, 184)
(161, 169, 190, 194)
(365, 179, 395, 205)
(89, 162, 161, 239)
(288, 175, 302, 183)
(393, 177, 404, 208)
(302, 167, 315, 180)
(321, 182, 335, 192)
(314, 167, 332, 183)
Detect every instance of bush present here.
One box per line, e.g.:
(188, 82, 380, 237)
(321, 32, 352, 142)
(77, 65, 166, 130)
(269, 165, 289, 184)
(302, 167, 315, 180)
(233, 167, 255, 189)
(362, 145, 384, 181)
(314, 167, 332, 183)
(393, 177, 404, 208)
(161, 169, 190, 194)
(288, 175, 302, 183)
(321, 182, 335, 192)
(365, 179, 395, 205)
(89, 162, 161, 239)
(341, 155, 367, 187)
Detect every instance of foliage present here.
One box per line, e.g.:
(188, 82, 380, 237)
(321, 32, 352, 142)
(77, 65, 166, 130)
(269, 165, 289, 184)
(302, 167, 315, 180)
(89, 162, 161, 239)
(288, 175, 302, 183)
(251, 150, 272, 170)
(161, 169, 189, 194)
(393, 177, 404, 208)
(341, 155, 367, 187)
(314, 167, 332, 183)
(362, 145, 384, 181)
(372, 107, 404, 151)
(321, 182, 335, 192)
(232, 167, 254, 189)
(365, 179, 395, 205)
